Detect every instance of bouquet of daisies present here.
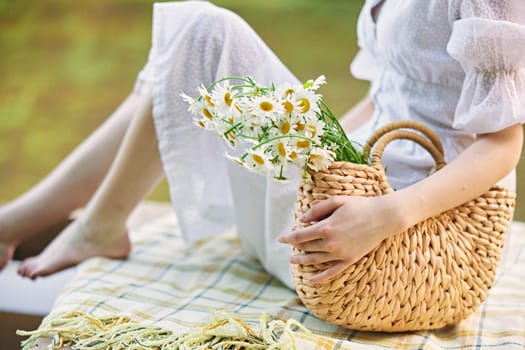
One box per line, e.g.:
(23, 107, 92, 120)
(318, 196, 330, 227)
(181, 75, 368, 180)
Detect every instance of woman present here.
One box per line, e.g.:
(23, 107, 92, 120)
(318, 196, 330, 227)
(1, 0, 523, 289)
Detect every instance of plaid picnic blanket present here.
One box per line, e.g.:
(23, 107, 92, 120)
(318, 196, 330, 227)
(23, 209, 525, 349)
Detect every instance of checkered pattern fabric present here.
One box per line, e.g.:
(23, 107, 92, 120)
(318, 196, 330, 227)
(38, 210, 525, 349)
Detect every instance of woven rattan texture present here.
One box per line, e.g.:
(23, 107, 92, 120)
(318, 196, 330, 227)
(292, 122, 516, 332)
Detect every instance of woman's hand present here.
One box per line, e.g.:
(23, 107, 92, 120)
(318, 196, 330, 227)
(278, 194, 408, 286)
(278, 124, 523, 287)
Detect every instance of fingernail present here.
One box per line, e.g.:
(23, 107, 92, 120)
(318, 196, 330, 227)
(277, 235, 285, 243)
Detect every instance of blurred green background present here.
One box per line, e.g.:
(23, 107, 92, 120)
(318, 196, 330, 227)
(0, 0, 523, 221)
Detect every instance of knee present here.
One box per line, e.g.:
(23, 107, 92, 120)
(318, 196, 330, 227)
(195, 3, 248, 30)
(182, 3, 254, 50)
(153, 2, 266, 82)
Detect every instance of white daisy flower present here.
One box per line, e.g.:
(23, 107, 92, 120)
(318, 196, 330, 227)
(220, 130, 239, 148)
(265, 101, 301, 139)
(224, 152, 245, 167)
(280, 94, 303, 118)
(198, 84, 216, 110)
(182, 75, 367, 179)
(249, 95, 285, 121)
(275, 82, 299, 100)
(303, 118, 326, 138)
(294, 87, 321, 119)
(180, 92, 204, 116)
(277, 119, 292, 135)
(244, 149, 273, 174)
(193, 118, 211, 130)
(200, 106, 215, 122)
(307, 147, 335, 171)
(269, 138, 294, 162)
(303, 75, 326, 91)
(211, 82, 235, 116)
(294, 138, 313, 153)
(293, 118, 306, 133)
(287, 148, 307, 166)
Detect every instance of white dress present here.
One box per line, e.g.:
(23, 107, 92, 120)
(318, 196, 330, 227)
(135, 1, 525, 289)
(349, 0, 525, 191)
(136, 1, 301, 289)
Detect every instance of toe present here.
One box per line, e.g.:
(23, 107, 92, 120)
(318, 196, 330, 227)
(17, 258, 33, 277)
(16, 261, 26, 276)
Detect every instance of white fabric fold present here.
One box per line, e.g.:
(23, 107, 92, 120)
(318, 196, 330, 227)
(350, 48, 382, 82)
(447, 18, 525, 133)
(146, 1, 300, 289)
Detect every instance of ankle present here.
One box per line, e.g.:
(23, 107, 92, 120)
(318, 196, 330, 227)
(77, 214, 127, 238)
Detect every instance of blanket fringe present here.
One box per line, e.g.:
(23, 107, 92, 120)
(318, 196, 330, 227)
(17, 311, 311, 350)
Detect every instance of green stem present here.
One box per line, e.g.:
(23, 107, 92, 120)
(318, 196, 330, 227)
(205, 76, 254, 91)
(318, 100, 369, 164)
(251, 134, 321, 151)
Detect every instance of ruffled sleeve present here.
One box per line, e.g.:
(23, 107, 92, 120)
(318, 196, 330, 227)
(350, 48, 382, 82)
(349, 1, 383, 82)
(447, 17, 525, 134)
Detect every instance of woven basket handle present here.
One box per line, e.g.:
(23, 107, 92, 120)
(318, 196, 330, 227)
(364, 120, 446, 171)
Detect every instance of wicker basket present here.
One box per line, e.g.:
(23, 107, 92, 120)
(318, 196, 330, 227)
(292, 120, 516, 332)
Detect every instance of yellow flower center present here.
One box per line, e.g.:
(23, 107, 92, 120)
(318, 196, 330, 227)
(205, 95, 215, 107)
(289, 151, 298, 159)
(308, 125, 317, 137)
(310, 154, 321, 159)
(277, 142, 286, 157)
(252, 154, 265, 165)
(298, 98, 310, 113)
(202, 108, 213, 120)
(283, 101, 294, 113)
(224, 92, 233, 106)
(260, 101, 274, 112)
(296, 122, 305, 131)
(197, 121, 206, 128)
(280, 121, 291, 134)
(296, 140, 310, 148)
(234, 104, 243, 114)
(285, 88, 295, 97)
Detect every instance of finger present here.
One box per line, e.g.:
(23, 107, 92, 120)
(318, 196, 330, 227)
(296, 239, 329, 253)
(278, 222, 326, 245)
(290, 252, 334, 265)
(301, 196, 344, 222)
(308, 260, 351, 285)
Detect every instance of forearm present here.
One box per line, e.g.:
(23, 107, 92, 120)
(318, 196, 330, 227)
(388, 124, 523, 233)
(340, 95, 375, 133)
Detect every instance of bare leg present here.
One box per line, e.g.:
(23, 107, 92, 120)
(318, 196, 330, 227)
(18, 95, 164, 279)
(0, 93, 145, 270)
(340, 95, 375, 133)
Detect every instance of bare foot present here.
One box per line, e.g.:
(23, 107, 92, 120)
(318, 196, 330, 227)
(17, 219, 131, 279)
(0, 202, 72, 271)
